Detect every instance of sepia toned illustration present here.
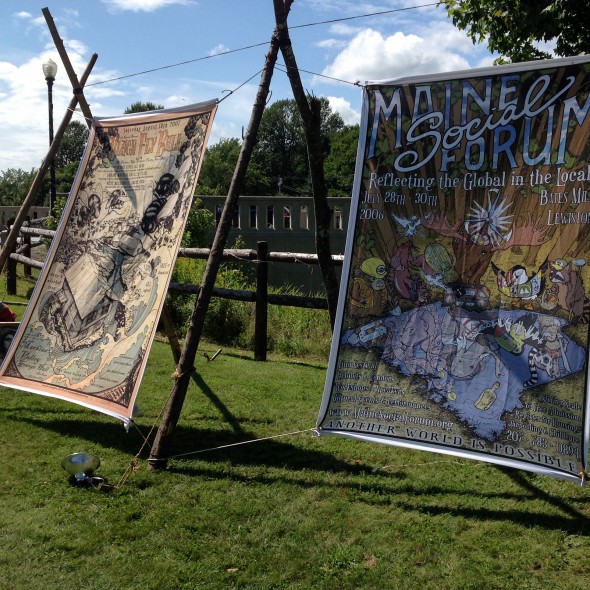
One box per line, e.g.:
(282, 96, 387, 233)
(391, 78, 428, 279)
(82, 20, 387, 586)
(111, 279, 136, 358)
(0, 102, 217, 422)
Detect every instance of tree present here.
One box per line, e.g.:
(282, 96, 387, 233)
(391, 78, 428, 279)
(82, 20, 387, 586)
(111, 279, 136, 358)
(196, 137, 270, 196)
(124, 101, 164, 113)
(0, 168, 43, 207)
(251, 98, 345, 195)
(444, 0, 590, 63)
(54, 120, 88, 169)
(324, 124, 359, 198)
(55, 161, 80, 195)
(181, 199, 214, 248)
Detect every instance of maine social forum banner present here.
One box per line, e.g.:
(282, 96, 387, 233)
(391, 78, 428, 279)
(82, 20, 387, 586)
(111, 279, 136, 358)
(317, 56, 590, 483)
(0, 101, 216, 423)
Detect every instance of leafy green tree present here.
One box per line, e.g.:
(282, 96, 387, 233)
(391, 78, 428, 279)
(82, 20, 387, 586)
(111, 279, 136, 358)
(196, 137, 241, 195)
(196, 137, 270, 196)
(444, 0, 590, 63)
(0, 168, 43, 206)
(55, 161, 80, 195)
(324, 124, 359, 198)
(54, 120, 88, 169)
(124, 101, 164, 113)
(251, 98, 345, 195)
(181, 198, 214, 248)
(196, 100, 355, 198)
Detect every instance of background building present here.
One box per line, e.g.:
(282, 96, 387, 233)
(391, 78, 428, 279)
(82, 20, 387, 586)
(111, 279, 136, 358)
(198, 195, 350, 293)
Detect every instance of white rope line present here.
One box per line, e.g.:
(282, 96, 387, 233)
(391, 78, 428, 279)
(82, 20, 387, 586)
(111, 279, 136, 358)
(167, 427, 317, 460)
(128, 420, 153, 450)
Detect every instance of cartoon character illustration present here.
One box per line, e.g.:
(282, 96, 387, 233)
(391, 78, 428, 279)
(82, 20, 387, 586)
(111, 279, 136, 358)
(392, 214, 422, 237)
(491, 261, 548, 308)
(349, 257, 388, 317)
(524, 315, 569, 387)
(421, 189, 550, 285)
(440, 309, 503, 381)
(443, 282, 490, 309)
(340, 299, 586, 440)
(387, 240, 429, 305)
(75, 193, 101, 228)
(549, 258, 589, 324)
(492, 316, 534, 354)
(382, 305, 443, 379)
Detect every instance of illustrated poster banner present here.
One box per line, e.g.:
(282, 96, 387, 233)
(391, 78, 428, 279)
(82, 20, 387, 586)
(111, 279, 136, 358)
(0, 101, 217, 423)
(317, 56, 590, 483)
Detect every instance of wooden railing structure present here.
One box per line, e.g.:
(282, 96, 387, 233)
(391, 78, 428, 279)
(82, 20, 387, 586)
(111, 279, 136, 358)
(2, 225, 343, 361)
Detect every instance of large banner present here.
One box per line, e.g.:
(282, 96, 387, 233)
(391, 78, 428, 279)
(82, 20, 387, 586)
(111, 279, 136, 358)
(317, 57, 590, 483)
(0, 101, 216, 424)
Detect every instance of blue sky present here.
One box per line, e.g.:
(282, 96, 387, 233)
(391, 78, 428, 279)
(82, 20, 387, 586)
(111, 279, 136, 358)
(0, 0, 499, 173)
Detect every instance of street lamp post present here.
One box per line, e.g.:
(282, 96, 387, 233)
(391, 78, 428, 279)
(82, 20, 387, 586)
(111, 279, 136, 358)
(42, 58, 58, 216)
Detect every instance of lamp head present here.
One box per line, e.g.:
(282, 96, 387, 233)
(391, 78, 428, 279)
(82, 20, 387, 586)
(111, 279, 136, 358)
(42, 58, 58, 80)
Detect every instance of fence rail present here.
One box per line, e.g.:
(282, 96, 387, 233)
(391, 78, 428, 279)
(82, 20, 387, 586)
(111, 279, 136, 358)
(2, 225, 343, 360)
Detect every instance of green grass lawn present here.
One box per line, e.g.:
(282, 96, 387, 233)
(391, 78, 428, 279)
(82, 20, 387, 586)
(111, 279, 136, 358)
(1, 338, 590, 590)
(2, 267, 590, 589)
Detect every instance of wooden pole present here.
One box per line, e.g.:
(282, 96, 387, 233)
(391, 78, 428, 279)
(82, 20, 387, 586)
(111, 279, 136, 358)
(23, 222, 32, 278)
(273, 0, 339, 328)
(42, 8, 94, 125)
(254, 241, 269, 361)
(0, 54, 97, 276)
(6, 236, 17, 296)
(147, 16, 289, 469)
(160, 304, 182, 365)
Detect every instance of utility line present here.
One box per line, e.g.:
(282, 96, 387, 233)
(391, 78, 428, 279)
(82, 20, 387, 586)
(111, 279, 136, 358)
(275, 64, 361, 87)
(289, 1, 440, 29)
(86, 2, 441, 88)
(86, 41, 270, 86)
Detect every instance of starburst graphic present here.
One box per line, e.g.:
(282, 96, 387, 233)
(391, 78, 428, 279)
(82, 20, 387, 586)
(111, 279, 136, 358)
(464, 188, 513, 246)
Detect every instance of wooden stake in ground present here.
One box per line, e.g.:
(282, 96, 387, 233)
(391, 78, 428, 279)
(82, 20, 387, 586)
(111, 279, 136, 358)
(147, 17, 288, 469)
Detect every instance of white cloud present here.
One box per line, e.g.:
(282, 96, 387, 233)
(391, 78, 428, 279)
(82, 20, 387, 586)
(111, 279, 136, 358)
(328, 23, 363, 36)
(316, 39, 346, 50)
(208, 44, 230, 57)
(163, 94, 191, 106)
(101, 0, 195, 12)
(12, 10, 46, 31)
(327, 96, 360, 125)
(0, 37, 130, 170)
(89, 86, 127, 99)
(322, 27, 471, 84)
(64, 39, 89, 57)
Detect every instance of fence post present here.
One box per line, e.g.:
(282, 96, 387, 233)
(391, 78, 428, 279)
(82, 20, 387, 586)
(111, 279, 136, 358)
(23, 219, 31, 278)
(254, 240, 268, 361)
(6, 225, 17, 296)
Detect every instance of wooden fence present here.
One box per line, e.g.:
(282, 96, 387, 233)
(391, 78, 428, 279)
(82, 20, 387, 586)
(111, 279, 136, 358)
(2, 225, 344, 360)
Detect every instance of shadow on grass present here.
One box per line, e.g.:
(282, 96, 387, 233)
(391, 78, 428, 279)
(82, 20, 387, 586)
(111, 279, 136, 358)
(191, 371, 244, 434)
(221, 350, 328, 370)
(392, 493, 590, 535)
(170, 452, 590, 534)
(8, 414, 590, 534)
(8, 414, 375, 476)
